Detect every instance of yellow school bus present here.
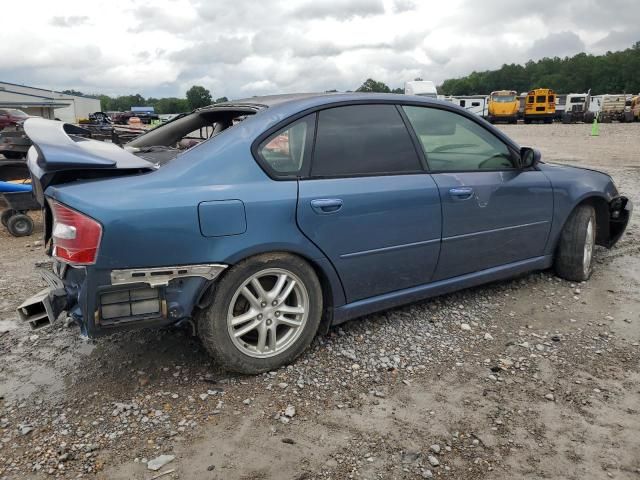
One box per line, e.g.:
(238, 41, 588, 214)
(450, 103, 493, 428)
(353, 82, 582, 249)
(487, 90, 519, 123)
(524, 88, 556, 124)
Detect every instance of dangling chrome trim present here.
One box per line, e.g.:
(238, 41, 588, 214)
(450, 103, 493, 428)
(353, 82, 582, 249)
(110, 264, 227, 288)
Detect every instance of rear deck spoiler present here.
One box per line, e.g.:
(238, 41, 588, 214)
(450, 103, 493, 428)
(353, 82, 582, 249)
(23, 118, 153, 171)
(24, 118, 155, 208)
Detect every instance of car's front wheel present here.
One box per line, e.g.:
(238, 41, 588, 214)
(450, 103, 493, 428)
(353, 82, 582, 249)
(198, 253, 323, 374)
(554, 204, 597, 281)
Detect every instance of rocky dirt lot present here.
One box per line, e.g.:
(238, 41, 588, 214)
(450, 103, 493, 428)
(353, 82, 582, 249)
(0, 123, 638, 480)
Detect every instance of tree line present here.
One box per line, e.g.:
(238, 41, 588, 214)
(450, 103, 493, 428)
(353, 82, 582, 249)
(440, 42, 640, 96)
(63, 85, 228, 114)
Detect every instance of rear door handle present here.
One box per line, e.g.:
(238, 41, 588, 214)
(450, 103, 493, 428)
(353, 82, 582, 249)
(310, 198, 343, 214)
(449, 187, 474, 200)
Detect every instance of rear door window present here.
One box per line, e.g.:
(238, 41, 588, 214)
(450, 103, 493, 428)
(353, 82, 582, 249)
(311, 104, 421, 177)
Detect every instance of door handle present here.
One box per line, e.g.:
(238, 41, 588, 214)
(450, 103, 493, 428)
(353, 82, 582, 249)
(310, 198, 343, 214)
(449, 187, 474, 200)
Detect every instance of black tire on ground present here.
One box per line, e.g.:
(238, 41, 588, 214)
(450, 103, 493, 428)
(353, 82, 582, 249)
(584, 112, 595, 124)
(1, 209, 17, 227)
(562, 113, 572, 124)
(554, 205, 597, 282)
(198, 253, 323, 374)
(6, 213, 34, 237)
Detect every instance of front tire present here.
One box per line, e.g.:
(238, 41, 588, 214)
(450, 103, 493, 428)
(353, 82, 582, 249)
(554, 205, 596, 281)
(198, 253, 323, 374)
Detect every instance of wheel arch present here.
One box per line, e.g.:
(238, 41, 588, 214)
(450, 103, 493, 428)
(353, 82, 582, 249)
(575, 195, 610, 246)
(212, 247, 345, 334)
(555, 195, 610, 252)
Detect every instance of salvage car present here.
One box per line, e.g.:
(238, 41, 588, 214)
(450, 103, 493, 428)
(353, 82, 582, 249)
(0, 108, 29, 131)
(19, 93, 631, 373)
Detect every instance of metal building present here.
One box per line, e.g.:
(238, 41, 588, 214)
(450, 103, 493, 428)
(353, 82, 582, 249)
(0, 81, 100, 123)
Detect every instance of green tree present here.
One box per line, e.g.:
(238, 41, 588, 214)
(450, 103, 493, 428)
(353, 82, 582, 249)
(214, 96, 229, 103)
(186, 85, 212, 109)
(439, 42, 640, 95)
(153, 97, 190, 114)
(356, 78, 391, 93)
(62, 89, 86, 97)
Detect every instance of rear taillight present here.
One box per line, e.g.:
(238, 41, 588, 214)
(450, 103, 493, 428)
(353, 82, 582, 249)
(49, 200, 102, 265)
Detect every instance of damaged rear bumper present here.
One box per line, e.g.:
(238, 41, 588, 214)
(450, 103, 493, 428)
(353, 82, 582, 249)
(17, 262, 226, 335)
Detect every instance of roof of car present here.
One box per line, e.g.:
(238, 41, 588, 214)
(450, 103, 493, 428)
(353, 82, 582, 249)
(211, 92, 444, 110)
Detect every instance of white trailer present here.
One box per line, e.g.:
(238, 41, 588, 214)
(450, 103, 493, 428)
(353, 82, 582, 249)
(404, 80, 437, 98)
(599, 94, 633, 122)
(442, 95, 489, 117)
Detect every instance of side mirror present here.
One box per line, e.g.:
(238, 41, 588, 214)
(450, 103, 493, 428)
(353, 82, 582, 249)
(520, 147, 541, 168)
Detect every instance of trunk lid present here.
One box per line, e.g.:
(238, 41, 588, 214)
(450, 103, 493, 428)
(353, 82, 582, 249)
(24, 118, 154, 206)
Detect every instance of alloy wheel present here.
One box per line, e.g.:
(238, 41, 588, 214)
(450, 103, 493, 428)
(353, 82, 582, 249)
(227, 268, 309, 358)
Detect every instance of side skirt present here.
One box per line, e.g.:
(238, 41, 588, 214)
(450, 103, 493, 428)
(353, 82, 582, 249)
(331, 255, 553, 325)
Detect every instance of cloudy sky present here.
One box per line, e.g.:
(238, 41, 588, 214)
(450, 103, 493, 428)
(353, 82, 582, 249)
(1, 0, 638, 99)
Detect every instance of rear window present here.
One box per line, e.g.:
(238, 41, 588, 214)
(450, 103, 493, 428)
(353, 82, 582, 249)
(258, 114, 315, 175)
(528, 96, 534, 103)
(548, 95, 555, 103)
(536, 95, 546, 103)
(311, 104, 421, 177)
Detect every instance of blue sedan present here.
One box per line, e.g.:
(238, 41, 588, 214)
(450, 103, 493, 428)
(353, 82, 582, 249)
(20, 93, 631, 373)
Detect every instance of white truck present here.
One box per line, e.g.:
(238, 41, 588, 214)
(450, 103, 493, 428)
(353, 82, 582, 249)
(598, 94, 634, 122)
(560, 93, 595, 123)
(404, 80, 438, 98)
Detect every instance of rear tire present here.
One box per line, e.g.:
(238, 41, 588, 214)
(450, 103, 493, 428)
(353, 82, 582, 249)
(554, 205, 596, 281)
(6, 213, 33, 237)
(198, 253, 323, 374)
(584, 112, 595, 124)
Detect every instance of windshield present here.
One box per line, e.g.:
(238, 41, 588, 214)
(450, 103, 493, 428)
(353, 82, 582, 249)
(570, 97, 586, 103)
(491, 95, 516, 103)
(7, 109, 28, 117)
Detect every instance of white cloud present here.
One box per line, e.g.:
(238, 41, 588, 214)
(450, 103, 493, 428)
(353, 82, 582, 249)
(0, 0, 637, 100)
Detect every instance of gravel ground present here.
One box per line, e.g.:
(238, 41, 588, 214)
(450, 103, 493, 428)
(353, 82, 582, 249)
(0, 122, 638, 480)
